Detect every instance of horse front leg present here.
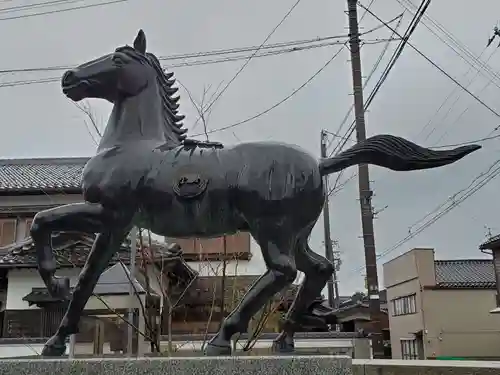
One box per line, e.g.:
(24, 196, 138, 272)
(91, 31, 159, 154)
(30, 203, 117, 299)
(41, 227, 131, 357)
(206, 228, 297, 356)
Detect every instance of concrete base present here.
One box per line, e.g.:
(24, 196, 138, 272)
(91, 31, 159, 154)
(0, 355, 352, 375)
(353, 359, 500, 375)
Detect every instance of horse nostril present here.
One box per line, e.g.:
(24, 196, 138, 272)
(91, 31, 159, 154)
(62, 70, 77, 86)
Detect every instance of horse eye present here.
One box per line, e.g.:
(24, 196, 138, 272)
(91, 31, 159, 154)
(112, 53, 127, 66)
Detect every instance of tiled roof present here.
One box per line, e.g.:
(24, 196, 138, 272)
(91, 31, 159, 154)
(23, 264, 146, 306)
(338, 290, 388, 307)
(480, 234, 500, 250)
(0, 157, 88, 193)
(93, 263, 146, 295)
(434, 259, 496, 289)
(0, 232, 195, 276)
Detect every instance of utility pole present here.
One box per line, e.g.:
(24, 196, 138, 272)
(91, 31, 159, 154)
(346, 0, 384, 359)
(219, 235, 227, 329)
(128, 225, 138, 357)
(320, 130, 340, 308)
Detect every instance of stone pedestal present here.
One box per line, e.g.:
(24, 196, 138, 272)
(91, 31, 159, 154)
(0, 355, 351, 375)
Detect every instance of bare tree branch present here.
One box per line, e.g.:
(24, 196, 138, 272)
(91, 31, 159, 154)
(179, 83, 209, 141)
(178, 81, 224, 142)
(72, 100, 103, 143)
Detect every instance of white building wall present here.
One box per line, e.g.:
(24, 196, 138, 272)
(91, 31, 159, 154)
(5, 268, 82, 310)
(189, 238, 265, 277)
(5, 256, 265, 311)
(0, 193, 83, 211)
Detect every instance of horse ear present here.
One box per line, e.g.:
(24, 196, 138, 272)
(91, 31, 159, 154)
(133, 29, 146, 54)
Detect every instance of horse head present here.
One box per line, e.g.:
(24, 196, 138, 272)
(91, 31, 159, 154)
(61, 30, 153, 103)
(62, 29, 188, 146)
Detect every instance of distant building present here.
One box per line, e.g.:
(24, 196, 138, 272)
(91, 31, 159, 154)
(479, 234, 500, 314)
(383, 248, 500, 360)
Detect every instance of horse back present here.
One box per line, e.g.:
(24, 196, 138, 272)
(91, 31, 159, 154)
(227, 142, 324, 220)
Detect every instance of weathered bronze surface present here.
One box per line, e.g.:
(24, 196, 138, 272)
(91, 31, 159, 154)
(31, 30, 480, 356)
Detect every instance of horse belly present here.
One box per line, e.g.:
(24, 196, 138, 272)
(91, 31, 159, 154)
(139, 186, 241, 239)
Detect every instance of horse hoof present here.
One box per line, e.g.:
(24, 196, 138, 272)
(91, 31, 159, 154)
(205, 342, 231, 356)
(49, 276, 71, 300)
(272, 339, 295, 354)
(41, 336, 67, 357)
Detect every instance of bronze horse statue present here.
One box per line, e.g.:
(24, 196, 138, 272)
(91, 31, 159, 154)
(31, 30, 480, 356)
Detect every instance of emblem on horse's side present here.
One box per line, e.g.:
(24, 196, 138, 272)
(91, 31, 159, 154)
(173, 167, 209, 200)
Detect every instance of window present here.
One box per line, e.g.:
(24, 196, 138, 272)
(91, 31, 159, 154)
(41, 307, 66, 337)
(0, 219, 16, 247)
(400, 339, 419, 360)
(391, 294, 417, 316)
(24, 218, 33, 239)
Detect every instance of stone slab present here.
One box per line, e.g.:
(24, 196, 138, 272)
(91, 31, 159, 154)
(0, 355, 352, 375)
(353, 359, 500, 375)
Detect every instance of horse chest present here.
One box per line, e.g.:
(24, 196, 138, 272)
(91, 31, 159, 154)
(81, 154, 146, 204)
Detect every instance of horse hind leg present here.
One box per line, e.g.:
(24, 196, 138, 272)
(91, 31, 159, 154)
(273, 240, 335, 353)
(205, 223, 297, 356)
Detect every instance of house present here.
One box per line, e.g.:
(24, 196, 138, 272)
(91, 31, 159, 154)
(328, 291, 391, 358)
(333, 291, 388, 329)
(479, 234, 500, 313)
(383, 248, 500, 360)
(0, 232, 195, 339)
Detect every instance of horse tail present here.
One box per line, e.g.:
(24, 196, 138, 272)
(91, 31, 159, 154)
(319, 134, 481, 176)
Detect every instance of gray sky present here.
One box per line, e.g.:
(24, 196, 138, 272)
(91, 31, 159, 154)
(0, 0, 499, 295)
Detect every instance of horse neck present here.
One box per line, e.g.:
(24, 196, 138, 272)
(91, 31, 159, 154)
(97, 83, 168, 151)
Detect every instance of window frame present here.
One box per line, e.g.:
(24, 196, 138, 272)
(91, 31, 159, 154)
(0, 218, 17, 247)
(400, 338, 419, 360)
(391, 293, 417, 316)
(24, 218, 33, 239)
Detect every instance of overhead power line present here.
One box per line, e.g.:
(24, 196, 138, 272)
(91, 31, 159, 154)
(431, 66, 500, 146)
(416, 47, 496, 142)
(325, 3, 500, 203)
(190, 0, 397, 133)
(0, 0, 86, 14)
(358, 2, 500, 120)
(189, 15, 405, 137)
(322, 0, 381, 197)
(0, 0, 127, 21)
(0, 38, 395, 88)
(191, 0, 304, 130)
(432, 126, 500, 149)
(191, 47, 346, 137)
(325, 13, 406, 196)
(325, 13, 404, 152)
(347, 157, 500, 274)
(0, 34, 354, 74)
(329, 0, 429, 158)
(0, 9, 395, 82)
(395, 0, 500, 88)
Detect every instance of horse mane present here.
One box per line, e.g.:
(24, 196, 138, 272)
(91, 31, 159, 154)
(121, 46, 187, 146)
